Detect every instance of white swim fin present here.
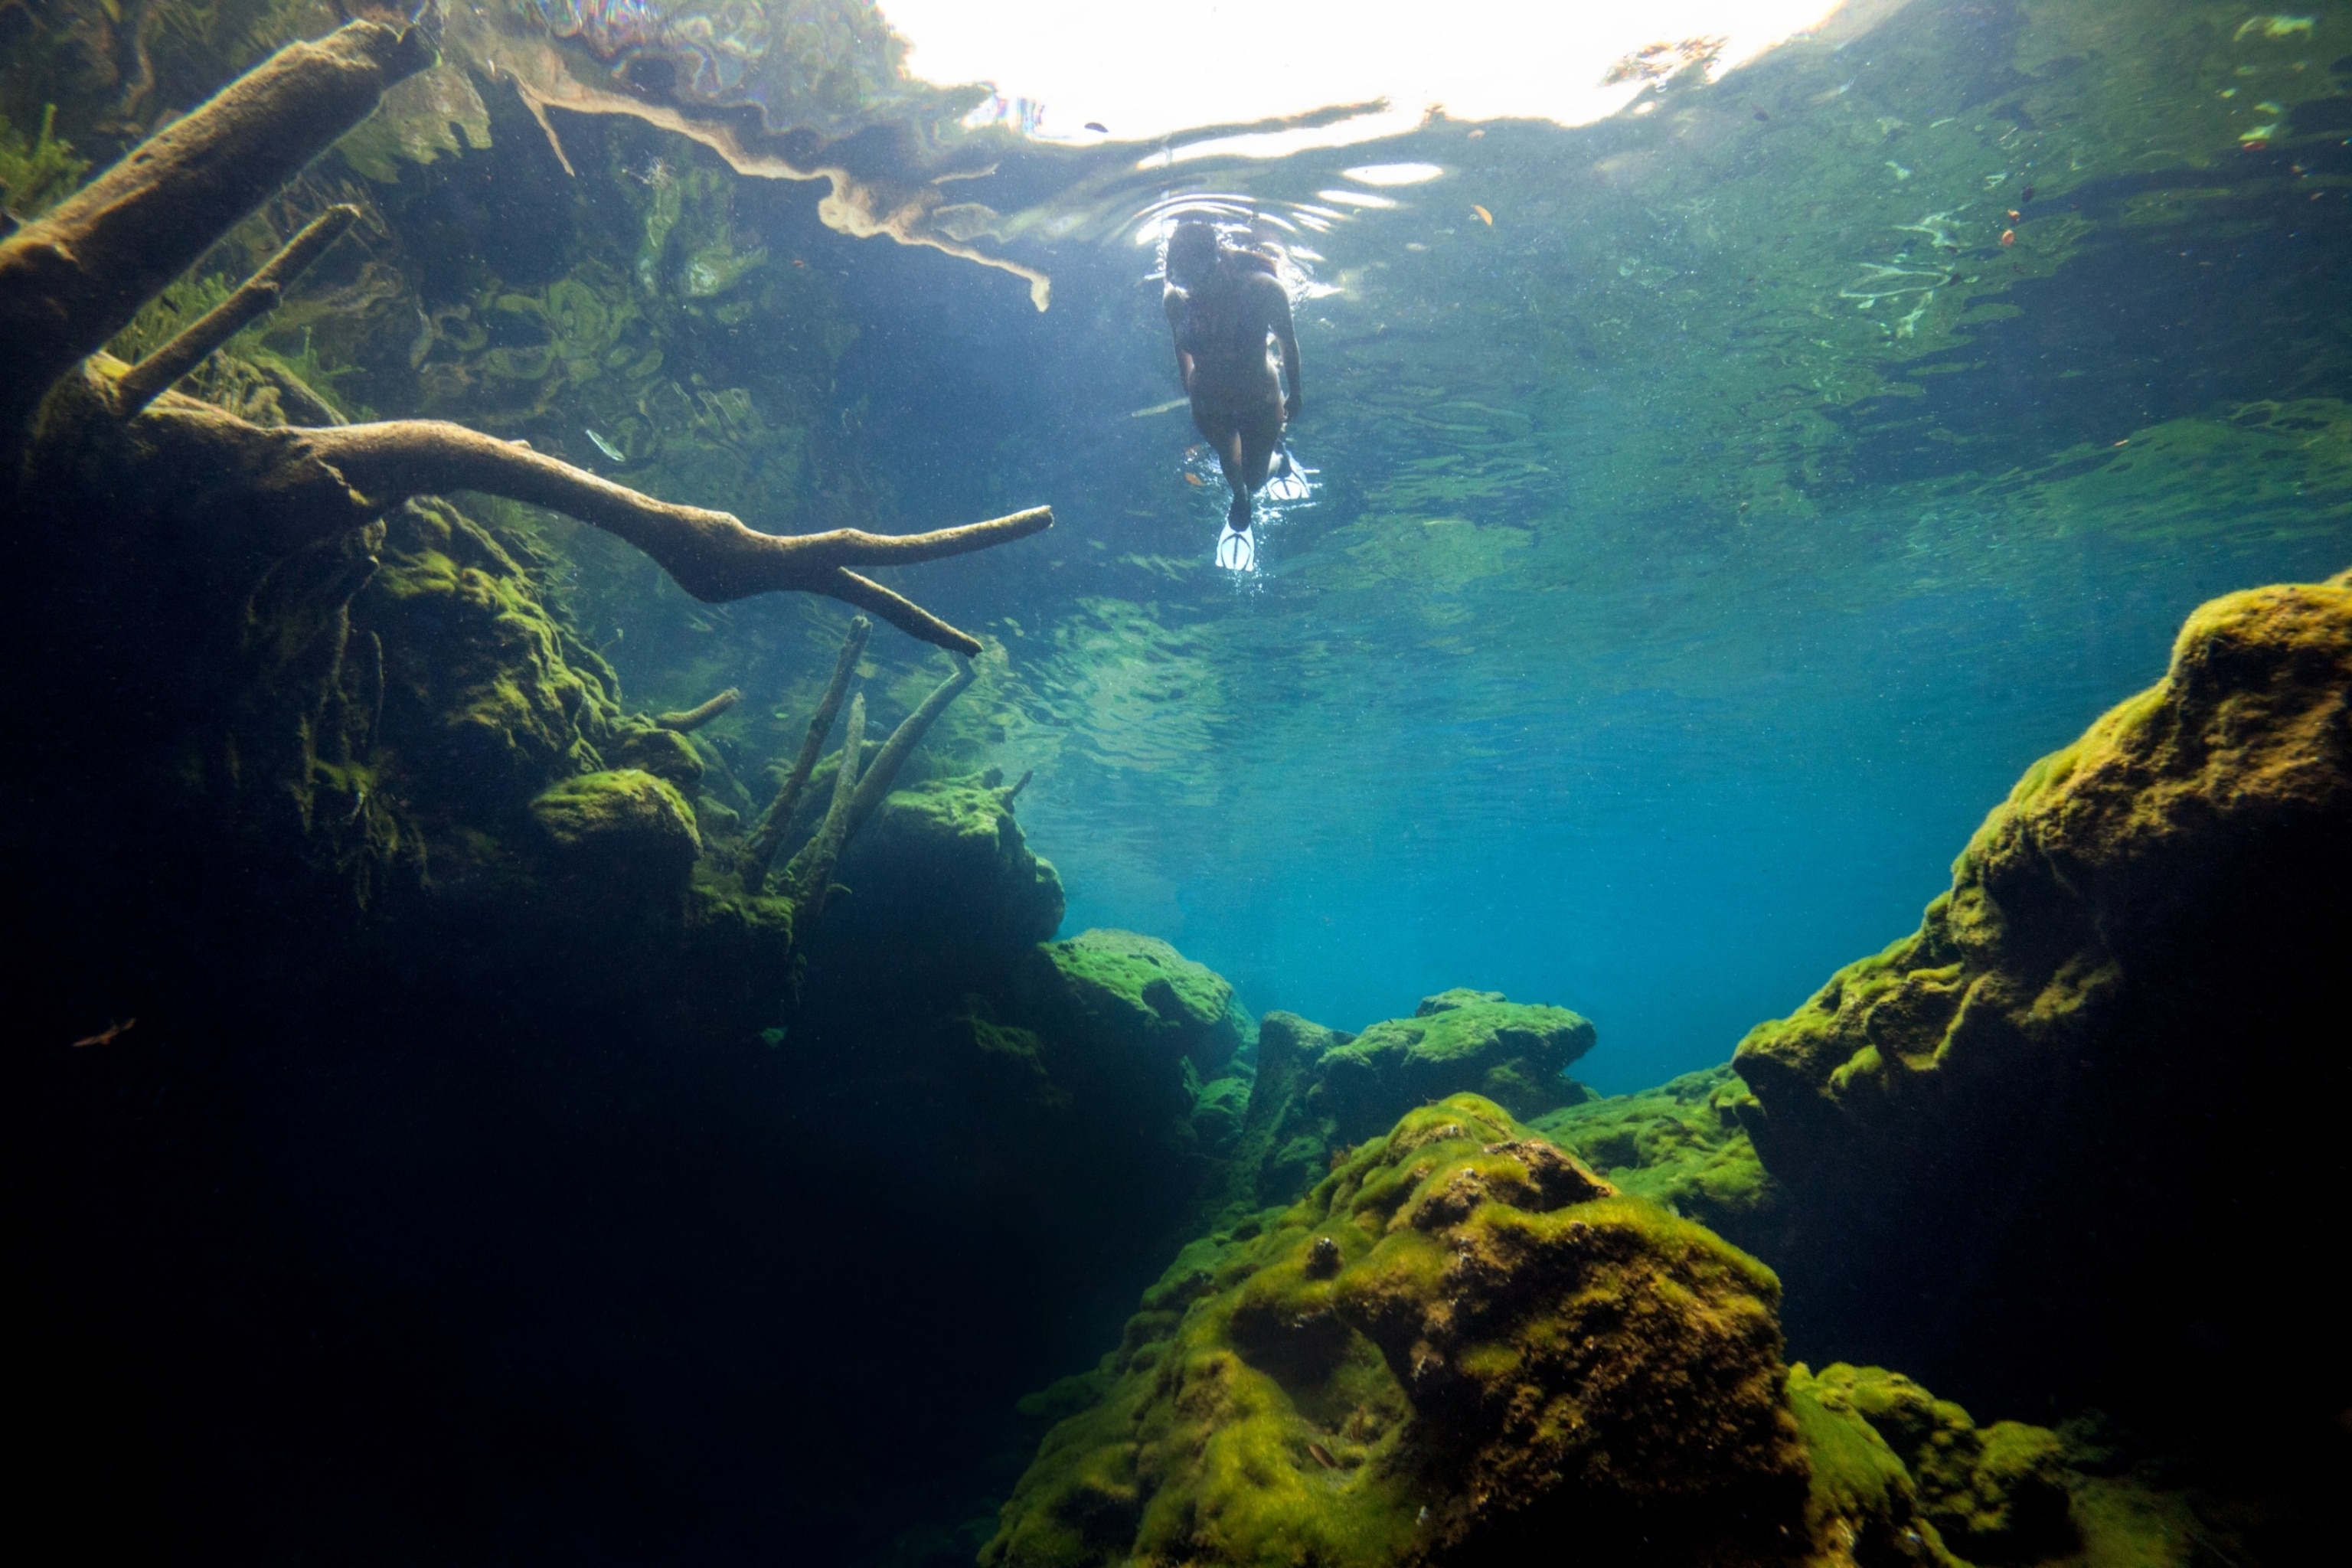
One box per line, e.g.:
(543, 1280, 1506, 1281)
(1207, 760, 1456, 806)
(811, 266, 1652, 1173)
(1216, 524, 1256, 572)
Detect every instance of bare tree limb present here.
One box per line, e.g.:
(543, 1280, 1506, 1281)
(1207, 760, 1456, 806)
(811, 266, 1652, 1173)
(116, 205, 360, 414)
(844, 657, 977, 838)
(299, 420, 1047, 652)
(654, 688, 740, 733)
(0, 19, 433, 441)
(743, 616, 867, 887)
(781, 692, 865, 913)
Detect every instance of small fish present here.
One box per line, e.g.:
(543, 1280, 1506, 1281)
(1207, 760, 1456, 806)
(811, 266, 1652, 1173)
(1183, 472, 1206, 487)
(2020, 185, 2035, 203)
(1467, 128, 1485, 140)
(1084, 122, 1109, 134)
(1470, 204, 1493, 227)
(1752, 106, 1770, 122)
(1999, 228, 2016, 246)
(2006, 207, 2021, 220)
(1306, 1441, 1338, 1470)
(1128, 397, 1189, 418)
(585, 428, 624, 462)
(73, 1018, 136, 1049)
(791, 257, 808, 268)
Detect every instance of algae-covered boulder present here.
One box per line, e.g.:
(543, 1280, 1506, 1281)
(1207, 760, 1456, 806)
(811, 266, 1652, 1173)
(1213, 992, 1595, 1217)
(1316, 989, 1594, 1138)
(985, 1094, 1814, 1567)
(528, 767, 701, 887)
(605, 724, 705, 797)
(1730, 573, 2352, 1426)
(812, 770, 1066, 985)
(1533, 1063, 1779, 1250)
(1020, 928, 1246, 1079)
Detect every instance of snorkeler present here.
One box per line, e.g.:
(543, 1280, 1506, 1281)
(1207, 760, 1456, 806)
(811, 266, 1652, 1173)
(1162, 219, 1302, 567)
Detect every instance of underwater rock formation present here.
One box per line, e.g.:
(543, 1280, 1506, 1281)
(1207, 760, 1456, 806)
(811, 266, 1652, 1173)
(1215, 991, 1595, 1215)
(1532, 1063, 1780, 1252)
(986, 1094, 1809, 1567)
(1731, 572, 2352, 1429)
(1018, 929, 1249, 1083)
(988, 1093, 2204, 1568)
(1317, 988, 1594, 1137)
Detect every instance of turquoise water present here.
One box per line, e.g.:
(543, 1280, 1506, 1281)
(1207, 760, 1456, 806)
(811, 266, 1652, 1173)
(596, 0, 2352, 1091)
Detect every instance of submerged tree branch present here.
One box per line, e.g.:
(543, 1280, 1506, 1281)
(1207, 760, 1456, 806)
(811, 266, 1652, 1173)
(744, 616, 868, 887)
(0, 19, 432, 440)
(782, 692, 865, 913)
(116, 205, 360, 414)
(845, 658, 977, 839)
(654, 688, 740, 733)
(299, 420, 1049, 653)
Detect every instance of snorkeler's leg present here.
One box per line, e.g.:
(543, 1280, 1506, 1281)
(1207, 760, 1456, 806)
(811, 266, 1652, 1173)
(1236, 404, 1282, 506)
(1213, 428, 1252, 529)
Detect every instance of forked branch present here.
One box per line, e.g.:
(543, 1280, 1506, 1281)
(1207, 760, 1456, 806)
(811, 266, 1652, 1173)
(299, 420, 1050, 652)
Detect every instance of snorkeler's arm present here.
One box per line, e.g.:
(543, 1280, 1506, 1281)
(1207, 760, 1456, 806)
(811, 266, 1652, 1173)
(1267, 278, 1302, 417)
(1164, 284, 1195, 391)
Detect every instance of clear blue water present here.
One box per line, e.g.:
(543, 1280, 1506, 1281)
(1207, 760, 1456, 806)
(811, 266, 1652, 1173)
(719, 2, 2352, 1091)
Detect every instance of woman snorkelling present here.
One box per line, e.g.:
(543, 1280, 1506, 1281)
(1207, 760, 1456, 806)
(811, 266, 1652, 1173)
(1161, 219, 1302, 570)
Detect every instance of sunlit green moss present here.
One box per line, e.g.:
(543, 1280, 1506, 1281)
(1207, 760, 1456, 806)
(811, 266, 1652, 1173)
(0, 104, 87, 217)
(989, 1095, 1815, 1567)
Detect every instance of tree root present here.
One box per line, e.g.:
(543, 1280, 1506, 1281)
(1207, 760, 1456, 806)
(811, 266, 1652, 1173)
(300, 421, 1049, 652)
(743, 616, 868, 887)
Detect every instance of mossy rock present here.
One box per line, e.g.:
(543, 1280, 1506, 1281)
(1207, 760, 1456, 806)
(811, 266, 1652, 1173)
(365, 501, 614, 807)
(818, 772, 1065, 978)
(606, 724, 704, 797)
(1023, 929, 1246, 1078)
(1533, 1063, 1778, 1250)
(528, 768, 701, 890)
(1188, 1071, 1253, 1158)
(985, 1094, 1814, 1567)
(1727, 573, 2352, 1423)
(1312, 990, 1594, 1140)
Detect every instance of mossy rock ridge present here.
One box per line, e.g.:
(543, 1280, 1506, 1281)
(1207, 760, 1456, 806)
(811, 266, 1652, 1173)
(1731, 572, 2352, 1431)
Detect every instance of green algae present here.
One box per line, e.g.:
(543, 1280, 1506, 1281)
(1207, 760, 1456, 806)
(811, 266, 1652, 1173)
(1027, 928, 1247, 1079)
(1531, 1063, 1779, 1246)
(1316, 988, 1593, 1136)
(988, 1094, 1814, 1568)
(528, 767, 701, 885)
(0, 105, 87, 218)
